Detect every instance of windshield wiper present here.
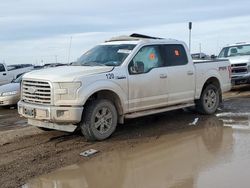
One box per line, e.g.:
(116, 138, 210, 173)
(82, 62, 106, 66)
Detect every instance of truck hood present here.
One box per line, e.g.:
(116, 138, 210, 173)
(23, 66, 114, 82)
(0, 83, 20, 94)
(227, 55, 250, 65)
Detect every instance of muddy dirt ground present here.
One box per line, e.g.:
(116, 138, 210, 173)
(0, 85, 250, 188)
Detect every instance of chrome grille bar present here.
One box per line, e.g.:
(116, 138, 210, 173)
(22, 80, 51, 105)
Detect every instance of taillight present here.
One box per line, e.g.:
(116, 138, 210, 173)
(228, 66, 232, 79)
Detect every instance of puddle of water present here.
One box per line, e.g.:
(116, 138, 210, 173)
(14, 119, 28, 126)
(217, 112, 250, 130)
(24, 116, 243, 188)
(22, 107, 250, 188)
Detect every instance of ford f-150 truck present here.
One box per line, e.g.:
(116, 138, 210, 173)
(18, 34, 231, 141)
(0, 63, 33, 86)
(218, 42, 250, 85)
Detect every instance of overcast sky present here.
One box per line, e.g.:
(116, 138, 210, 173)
(1, 0, 250, 65)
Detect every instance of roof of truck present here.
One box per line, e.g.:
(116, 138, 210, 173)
(105, 33, 178, 44)
(227, 42, 250, 47)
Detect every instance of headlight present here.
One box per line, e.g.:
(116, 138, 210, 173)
(55, 82, 81, 100)
(1, 91, 19, 96)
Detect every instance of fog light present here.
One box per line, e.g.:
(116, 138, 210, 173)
(57, 110, 69, 118)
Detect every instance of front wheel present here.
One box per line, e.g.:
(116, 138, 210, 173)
(196, 84, 220, 115)
(80, 99, 118, 141)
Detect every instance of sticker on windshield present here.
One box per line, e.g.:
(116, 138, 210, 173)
(117, 49, 132, 54)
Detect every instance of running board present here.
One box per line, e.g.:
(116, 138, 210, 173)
(125, 103, 195, 119)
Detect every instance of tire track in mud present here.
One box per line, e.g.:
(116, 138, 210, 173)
(0, 129, 100, 188)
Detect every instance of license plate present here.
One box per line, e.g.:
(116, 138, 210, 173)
(24, 108, 35, 117)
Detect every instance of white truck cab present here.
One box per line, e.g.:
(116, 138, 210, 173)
(18, 34, 231, 141)
(0, 63, 33, 86)
(218, 42, 250, 85)
(0, 63, 9, 86)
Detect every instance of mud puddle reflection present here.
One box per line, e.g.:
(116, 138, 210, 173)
(24, 113, 250, 188)
(0, 108, 27, 131)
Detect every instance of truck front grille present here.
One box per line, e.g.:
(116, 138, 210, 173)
(22, 80, 51, 105)
(231, 63, 247, 67)
(232, 68, 248, 74)
(231, 63, 248, 74)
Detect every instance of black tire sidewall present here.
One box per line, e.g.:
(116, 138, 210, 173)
(201, 84, 220, 114)
(82, 99, 118, 141)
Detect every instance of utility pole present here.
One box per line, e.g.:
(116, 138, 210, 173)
(67, 36, 72, 64)
(188, 22, 192, 52)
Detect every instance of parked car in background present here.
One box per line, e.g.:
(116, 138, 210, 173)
(0, 74, 23, 107)
(218, 42, 250, 85)
(191, 53, 210, 60)
(0, 63, 33, 86)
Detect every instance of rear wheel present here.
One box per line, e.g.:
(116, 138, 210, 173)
(80, 99, 118, 141)
(196, 84, 220, 115)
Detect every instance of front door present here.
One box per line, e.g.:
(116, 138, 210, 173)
(128, 45, 168, 112)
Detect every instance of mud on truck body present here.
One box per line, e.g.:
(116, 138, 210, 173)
(18, 34, 231, 141)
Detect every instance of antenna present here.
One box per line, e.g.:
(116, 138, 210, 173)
(67, 36, 72, 64)
(199, 43, 202, 58)
(55, 55, 58, 63)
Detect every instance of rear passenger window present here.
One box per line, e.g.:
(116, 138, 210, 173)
(162, 45, 188, 66)
(0, 64, 6, 72)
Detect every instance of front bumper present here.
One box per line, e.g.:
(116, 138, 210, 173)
(18, 101, 83, 132)
(231, 73, 250, 85)
(0, 94, 20, 106)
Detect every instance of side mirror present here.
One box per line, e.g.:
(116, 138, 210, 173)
(130, 61, 144, 74)
(211, 55, 217, 59)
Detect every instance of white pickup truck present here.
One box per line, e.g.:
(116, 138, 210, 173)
(218, 42, 250, 85)
(0, 63, 33, 86)
(18, 34, 231, 141)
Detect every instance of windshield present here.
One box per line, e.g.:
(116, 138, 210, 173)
(73, 44, 136, 66)
(218, 44, 250, 58)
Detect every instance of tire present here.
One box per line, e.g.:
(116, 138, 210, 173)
(80, 99, 118, 141)
(196, 84, 220, 115)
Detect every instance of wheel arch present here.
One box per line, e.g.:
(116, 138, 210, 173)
(198, 77, 222, 102)
(82, 88, 125, 124)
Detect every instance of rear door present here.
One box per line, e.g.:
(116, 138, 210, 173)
(162, 44, 195, 105)
(128, 45, 169, 112)
(0, 64, 9, 86)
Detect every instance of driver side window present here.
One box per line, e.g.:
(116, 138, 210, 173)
(129, 46, 163, 74)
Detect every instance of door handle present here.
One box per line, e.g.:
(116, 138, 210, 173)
(3, 73, 6, 76)
(160, 74, 168, 79)
(187, 71, 194, 75)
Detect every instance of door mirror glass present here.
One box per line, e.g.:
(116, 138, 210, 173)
(130, 61, 145, 74)
(211, 55, 217, 59)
